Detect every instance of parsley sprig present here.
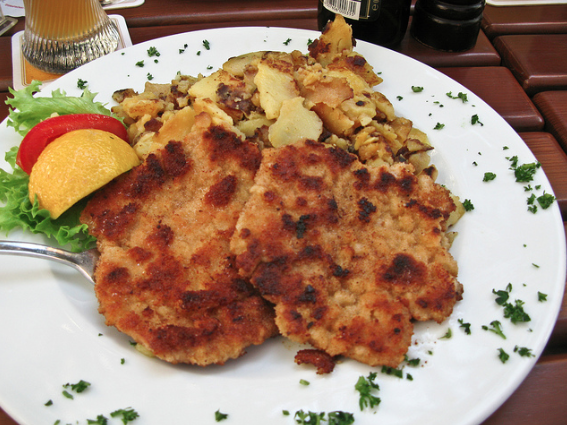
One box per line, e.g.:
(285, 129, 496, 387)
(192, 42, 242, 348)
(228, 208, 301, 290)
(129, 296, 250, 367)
(492, 285, 531, 324)
(354, 372, 381, 410)
(446, 91, 468, 103)
(293, 410, 354, 425)
(482, 320, 506, 339)
(514, 345, 535, 358)
(458, 318, 472, 335)
(503, 299, 531, 324)
(215, 410, 228, 422)
(110, 407, 139, 424)
(498, 348, 510, 363)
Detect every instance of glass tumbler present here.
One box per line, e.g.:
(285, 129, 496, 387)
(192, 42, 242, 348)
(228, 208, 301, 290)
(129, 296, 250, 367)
(22, 0, 120, 74)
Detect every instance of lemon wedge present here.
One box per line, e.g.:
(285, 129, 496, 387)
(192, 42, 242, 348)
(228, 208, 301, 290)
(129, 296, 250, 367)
(28, 129, 140, 219)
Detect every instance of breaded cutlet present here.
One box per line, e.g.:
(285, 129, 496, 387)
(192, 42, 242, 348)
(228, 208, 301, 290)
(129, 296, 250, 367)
(80, 113, 278, 366)
(230, 139, 462, 367)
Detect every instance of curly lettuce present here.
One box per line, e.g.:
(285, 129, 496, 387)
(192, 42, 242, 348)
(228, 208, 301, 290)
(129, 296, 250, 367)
(0, 81, 110, 252)
(6, 80, 112, 136)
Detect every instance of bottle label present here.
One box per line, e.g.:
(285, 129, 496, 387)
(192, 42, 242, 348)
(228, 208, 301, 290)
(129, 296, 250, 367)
(323, 0, 381, 21)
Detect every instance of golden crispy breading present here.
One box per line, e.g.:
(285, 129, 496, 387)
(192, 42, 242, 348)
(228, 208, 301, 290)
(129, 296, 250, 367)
(80, 114, 278, 366)
(230, 139, 462, 367)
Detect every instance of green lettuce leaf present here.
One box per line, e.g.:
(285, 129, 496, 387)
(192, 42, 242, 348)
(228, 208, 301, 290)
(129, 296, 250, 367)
(6, 80, 112, 136)
(1, 81, 103, 252)
(0, 147, 96, 252)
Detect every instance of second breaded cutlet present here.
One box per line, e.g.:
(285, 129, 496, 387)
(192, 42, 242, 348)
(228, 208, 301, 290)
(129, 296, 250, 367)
(230, 139, 463, 367)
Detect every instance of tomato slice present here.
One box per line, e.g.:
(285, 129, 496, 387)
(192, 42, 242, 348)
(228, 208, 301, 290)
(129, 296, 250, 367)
(16, 114, 129, 175)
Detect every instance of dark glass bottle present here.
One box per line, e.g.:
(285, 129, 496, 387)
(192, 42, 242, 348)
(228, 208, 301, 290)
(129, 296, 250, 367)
(410, 0, 486, 52)
(317, 0, 411, 48)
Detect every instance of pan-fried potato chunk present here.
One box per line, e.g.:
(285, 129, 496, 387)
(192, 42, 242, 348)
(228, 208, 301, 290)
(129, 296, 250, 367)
(268, 97, 323, 147)
(254, 54, 299, 120)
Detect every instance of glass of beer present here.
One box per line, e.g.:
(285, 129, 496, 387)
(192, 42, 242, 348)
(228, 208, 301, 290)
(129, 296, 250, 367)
(22, 0, 120, 74)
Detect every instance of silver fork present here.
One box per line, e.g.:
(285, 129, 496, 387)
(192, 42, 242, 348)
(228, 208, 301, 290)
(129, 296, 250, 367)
(0, 240, 98, 285)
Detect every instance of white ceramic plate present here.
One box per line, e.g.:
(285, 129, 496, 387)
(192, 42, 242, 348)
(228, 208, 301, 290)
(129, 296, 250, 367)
(0, 27, 565, 425)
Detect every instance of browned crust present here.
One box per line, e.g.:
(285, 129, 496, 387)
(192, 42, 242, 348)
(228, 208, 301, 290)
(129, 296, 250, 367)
(81, 120, 278, 366)
(230, 139, 462, 367)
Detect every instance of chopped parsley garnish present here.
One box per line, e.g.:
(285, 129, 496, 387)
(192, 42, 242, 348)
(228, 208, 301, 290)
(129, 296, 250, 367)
(440, 328, 452, 339)
(135, 60, 144, 67)
(397, 95, 403, 101)
(294, 410, 355, 425)
(538, 292, 548, 302)
(482, 320, 506, 339)
(527, 193, 537, 213)
(355, 372, 381, 410)
(284, 38, 292, 45)
(77, 79, 88, 89)
(406, 373, 414, 381)
(283, 410, 290, 416)
(471, 114, 483, 126)
(498, 348, 510, 363)
(433, 122, 445, 130)
(446, 91, 468, 103)
(514, 345, 535, 357)
(215, 410, 228, 422)
(110, 407, 139, 424)
(507, 155, 519, 168)
(458, 318, 471, 335)
(63, 380, 91, 394)
(307, 38, 314, 45)
(203, 40, 211, 50)
(381, 365, 404, 378)
(62, 390, 74, 399)
(45, 399, 53, 406)
(147, 46, 160, 57)
(146, 73, 154, 81)
(406, 357, 421, 367)
(87, 415, 109, 425)
(300, 379, 310, 386)
(503, 299, 531, 324)
(511, 160, 541, 183)
(483, 172, 496, 182)
(492, 287, 511, 305)
(327, 411, 355, 425)
(537, 192, 556, 209)
(462, 199, 474, 211)
(121, 358, 125, 364)
(411, 86, 424, 92)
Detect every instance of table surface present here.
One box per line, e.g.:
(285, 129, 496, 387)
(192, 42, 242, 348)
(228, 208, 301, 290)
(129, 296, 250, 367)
(0, 1, 566, 424)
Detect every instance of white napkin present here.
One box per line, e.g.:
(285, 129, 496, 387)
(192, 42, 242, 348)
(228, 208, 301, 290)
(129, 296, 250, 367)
(0, 0, 25, 18)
